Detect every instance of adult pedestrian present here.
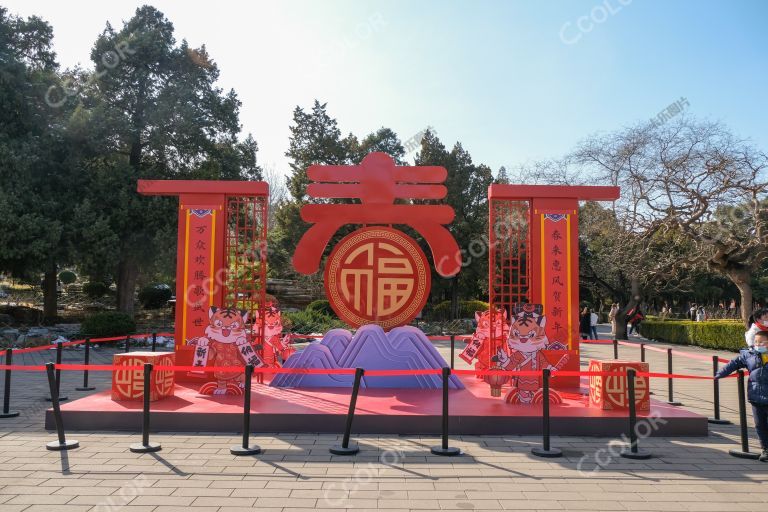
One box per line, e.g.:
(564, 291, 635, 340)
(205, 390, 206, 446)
(579, 307, 591, 340)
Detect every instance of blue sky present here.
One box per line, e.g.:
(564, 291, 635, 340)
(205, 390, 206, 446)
(5, 0, 767, 178)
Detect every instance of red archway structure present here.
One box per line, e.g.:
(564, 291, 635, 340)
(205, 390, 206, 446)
(137, 180, 269, 374)
(488, 185, 620, 387)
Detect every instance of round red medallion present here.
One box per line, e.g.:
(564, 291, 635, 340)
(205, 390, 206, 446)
(324, 227, 431, 330)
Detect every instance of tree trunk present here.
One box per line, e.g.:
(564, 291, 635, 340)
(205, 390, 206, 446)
(614, 276, 641, 340)
(116, 257, 138, 317)
(727, 269, 753, 328)
(42, 262, 58, 325)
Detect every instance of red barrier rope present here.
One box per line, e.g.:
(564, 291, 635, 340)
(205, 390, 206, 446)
(3, 332, 175, 355)
(580, 339, 734, 365)
(0, 363, 736, 380)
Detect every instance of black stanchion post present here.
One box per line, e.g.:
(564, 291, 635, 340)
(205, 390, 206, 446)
(613, 339, 618, 360)
(330, 368, 364, 455)
(124, 336, 131, 353)
(231, 365, 260, 455)
(531, 368, 562, 458)
(431, 367, 461, 456)
(0, 348, 19, 418)
(729, 369, 759, 459)
(450, 335, 455, 370)
(46, 341, 67, 402)
(621, 368, 652, 459)
(75, 338, 95, 391)
(130, 363, 161, 453)
(709, 356, 730, 425)
(640, 344, 646, 363)
(151, 332, 157, 352)
(666, 348, 682, 406)
(45, 362, 78, 450)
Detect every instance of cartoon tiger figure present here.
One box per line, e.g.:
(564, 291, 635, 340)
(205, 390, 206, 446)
(494, 304, 568, 404)
(253, 303, 294, 367)
(460, 308, 507, 375)
(187, 306, 265, 396)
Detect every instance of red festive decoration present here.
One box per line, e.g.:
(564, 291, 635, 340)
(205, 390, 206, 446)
(293, 152, 460, 329)
(137, 180, 269, 381)
(294, 153, 460, 278)
(324, 227, 431, 329)
(482, 365, 509, 397)
(111, 352, 175, 401)
(488, 185, 620, 389)
(588, 359, 650, 411)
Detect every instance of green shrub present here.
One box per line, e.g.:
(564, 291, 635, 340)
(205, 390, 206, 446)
(138, 283, 173, 309)
(639, 319, 745, 351)
(83, 281, 108, 299)
(58, 270, 77, 285)
(432, 300, 490, 320)
(305, 299, 336, 317)
(283, 309, 347, 334)
(81, 311, 136, 337)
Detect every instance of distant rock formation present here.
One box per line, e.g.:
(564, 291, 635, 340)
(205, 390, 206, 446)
(271, 324, 464, 389)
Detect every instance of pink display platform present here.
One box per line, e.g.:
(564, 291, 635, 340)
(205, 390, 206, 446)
(47, 376, 707, 436)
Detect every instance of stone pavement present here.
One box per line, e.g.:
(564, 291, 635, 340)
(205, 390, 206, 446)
(1, 327, 768, 511)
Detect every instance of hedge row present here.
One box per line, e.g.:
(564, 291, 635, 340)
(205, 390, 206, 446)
(638, 319, 746, 351)
(431, 300, 490, 320)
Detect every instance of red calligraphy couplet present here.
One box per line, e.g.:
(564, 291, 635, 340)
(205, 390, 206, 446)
(181, 209, 218, 344)
(539, 213, 573, 350)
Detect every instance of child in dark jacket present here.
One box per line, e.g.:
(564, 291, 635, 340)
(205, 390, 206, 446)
(716, 330, 768, 461)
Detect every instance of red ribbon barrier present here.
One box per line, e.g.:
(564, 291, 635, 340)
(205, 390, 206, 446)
(0, 363, 735, 381)
(3, 332, 176, 355)
(582, 337, 737, 365)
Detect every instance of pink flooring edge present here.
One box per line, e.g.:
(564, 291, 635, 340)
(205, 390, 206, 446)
(49, 376, 708, 436)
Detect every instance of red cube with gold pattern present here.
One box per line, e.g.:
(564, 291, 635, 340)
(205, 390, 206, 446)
(588, 359, 649, 411)
(111, 351, 175, 401)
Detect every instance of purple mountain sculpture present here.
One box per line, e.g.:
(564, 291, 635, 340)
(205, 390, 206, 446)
(271, 324, 464, 389)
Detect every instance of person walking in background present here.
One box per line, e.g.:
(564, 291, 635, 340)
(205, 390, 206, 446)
(627, 306, 645, 336)
(696, 306, 706, 322)
(579, 307, 591, 340)
(609, 303, 619, 335)
(589, 308, 599, 340)
(716, 330, 768, 462)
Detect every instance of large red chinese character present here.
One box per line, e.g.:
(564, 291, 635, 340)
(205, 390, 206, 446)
(292, 152, 461, 278)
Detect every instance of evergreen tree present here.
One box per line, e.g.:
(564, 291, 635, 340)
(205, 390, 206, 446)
(495, 165, 510, 184)
(74, 6, 261, 316)
(415, 131, 493, 317)
(0, 7, 80, 322)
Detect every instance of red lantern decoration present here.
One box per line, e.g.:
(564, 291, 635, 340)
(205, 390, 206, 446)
(483, 365, 509, 397)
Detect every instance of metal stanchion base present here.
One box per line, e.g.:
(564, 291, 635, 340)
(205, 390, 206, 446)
(45, 396, 68, 402)
(620, 448, 653, 460)
(46, 439, 79, 451)
(0, 411, 20, 418)
(130, 442, 162, 453)
(531, 447, 563, 458)
(708, 418, 732, 425)
(729, 449, 760, 460)
(230, 445, 261, 456)
(666, 401, 682, 406)
(330, 444, 359, 455)
(430, 445, 461, 456)
(75, 386, 95, 391)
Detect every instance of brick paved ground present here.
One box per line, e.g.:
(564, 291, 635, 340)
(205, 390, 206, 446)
(1, 326, 767, 511)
